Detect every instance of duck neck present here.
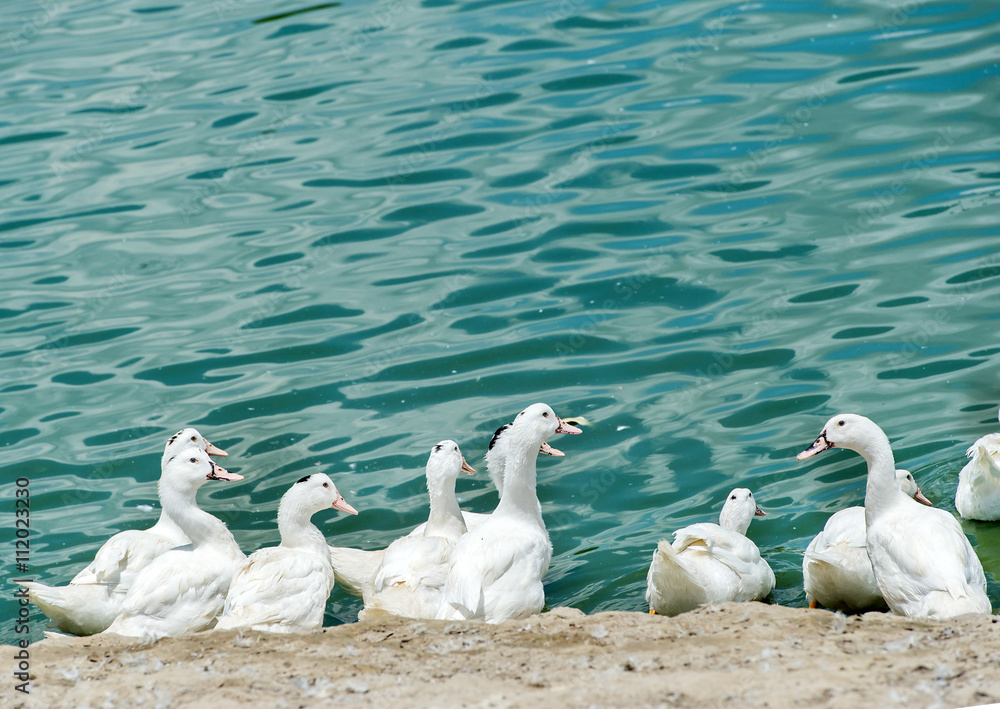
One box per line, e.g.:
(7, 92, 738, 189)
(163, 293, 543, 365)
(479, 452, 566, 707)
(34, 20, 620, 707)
(277, 503, 329, 556)
(425, 474, 467, 541)
(486, 446, 505, 498)
(719, 509, 750, 535)
(159, 480, 240, 556)
(494, 443, 543, 526)
(148, 509, 187, 543)
(859, 428, 903, 522)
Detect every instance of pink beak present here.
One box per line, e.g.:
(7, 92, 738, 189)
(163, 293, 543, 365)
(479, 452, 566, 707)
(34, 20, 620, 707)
(207, 462, 243, 482)
(539, 441, 565, 457)
(555, 418, 582, 435)
(333, 496, 358, 515)
(205, 440, 228, 457)
(797, 431, 832, 460)
(913, 488, 933, 507)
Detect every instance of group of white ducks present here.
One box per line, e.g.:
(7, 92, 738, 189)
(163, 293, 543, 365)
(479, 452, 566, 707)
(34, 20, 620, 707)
(26, 431, 358, 639)
(26, 403, 581, 639)
(647, 410, 999, 620)
(25, 405, 999, 640)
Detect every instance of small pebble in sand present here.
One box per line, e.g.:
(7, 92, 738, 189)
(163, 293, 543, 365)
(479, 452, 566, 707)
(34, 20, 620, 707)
(345, 679, 369, 694)
(590, 625, 609, 639)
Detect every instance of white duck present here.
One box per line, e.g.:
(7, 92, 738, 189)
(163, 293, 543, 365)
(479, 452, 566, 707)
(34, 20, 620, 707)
(956, 407, 1000, 520)
(361, 441, 476, 619)
(645, 488, 774, 617)
(803, 469, 932, 613)
(104, 448, 246, 640)
(397, 425, 563, 537)
(328, 423, 564, 598)
(24, 428, 227, 635)
(798, 414, 991, 619)
(216, 473, 357, 633)
(437, 403, 581, 623)
(479, 420, 565, 498)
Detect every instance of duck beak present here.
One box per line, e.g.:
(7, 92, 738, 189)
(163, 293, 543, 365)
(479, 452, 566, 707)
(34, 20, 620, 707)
(461, 457, 476, 475)
(754, 505, 766, 517)
(797, 430, 832, 460)
(207, 461, 243, 482)
(913, 488, 933, 507)
(333, 496, 358, 515)
(205, 440, 228, 457)
(555, 417, 582, 435)
(539, 441, 565, 457)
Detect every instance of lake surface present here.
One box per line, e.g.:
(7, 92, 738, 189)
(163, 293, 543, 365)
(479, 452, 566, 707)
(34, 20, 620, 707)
(2, 0, 1000, 643)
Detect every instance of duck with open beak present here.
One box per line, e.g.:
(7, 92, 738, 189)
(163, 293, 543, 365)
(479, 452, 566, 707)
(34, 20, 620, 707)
(540, 417, 583, 457)
(206, 460, 243, 482)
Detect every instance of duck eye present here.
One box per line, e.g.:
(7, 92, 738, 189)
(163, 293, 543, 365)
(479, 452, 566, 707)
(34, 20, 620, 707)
(189, 457, 197, 463)
(191, 435, 197, 441)
(323, 482, 329, 488)
(542, 412, 549, 418)
(837, 420, 845, 426)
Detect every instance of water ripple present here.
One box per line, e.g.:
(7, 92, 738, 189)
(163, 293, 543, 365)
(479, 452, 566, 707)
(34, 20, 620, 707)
(3, 0, 1000, 640)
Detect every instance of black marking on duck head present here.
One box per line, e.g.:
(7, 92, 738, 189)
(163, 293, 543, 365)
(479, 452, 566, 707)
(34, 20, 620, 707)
(488, 424, 510, 451)
(296, 474, 312, 484)
(434, 443, 444, 453)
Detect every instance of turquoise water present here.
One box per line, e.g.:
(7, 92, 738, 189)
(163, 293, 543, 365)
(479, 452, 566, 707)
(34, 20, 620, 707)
(3, 0, 1000, 643)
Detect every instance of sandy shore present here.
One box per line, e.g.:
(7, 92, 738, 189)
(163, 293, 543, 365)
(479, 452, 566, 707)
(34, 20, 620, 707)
(8, 603, 1000, 709)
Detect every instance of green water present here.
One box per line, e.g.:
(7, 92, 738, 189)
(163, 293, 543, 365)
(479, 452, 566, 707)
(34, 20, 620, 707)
(2, 0, 1000, 643)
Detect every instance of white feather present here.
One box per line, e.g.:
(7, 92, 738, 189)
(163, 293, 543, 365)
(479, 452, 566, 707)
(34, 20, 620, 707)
(645, 488, 774, 617)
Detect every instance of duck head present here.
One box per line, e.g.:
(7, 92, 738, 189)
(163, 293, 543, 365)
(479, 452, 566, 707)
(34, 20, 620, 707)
(428, 440, 475, 482)
(162, 447, 242, 496)
(286, 472, 358, 518)
(719, 488, 765, 535)
(796, 413, 884, 460)
(895, 469, 932, 507)
(510, 402, 582, 455)
(162, 427, 227, 469)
